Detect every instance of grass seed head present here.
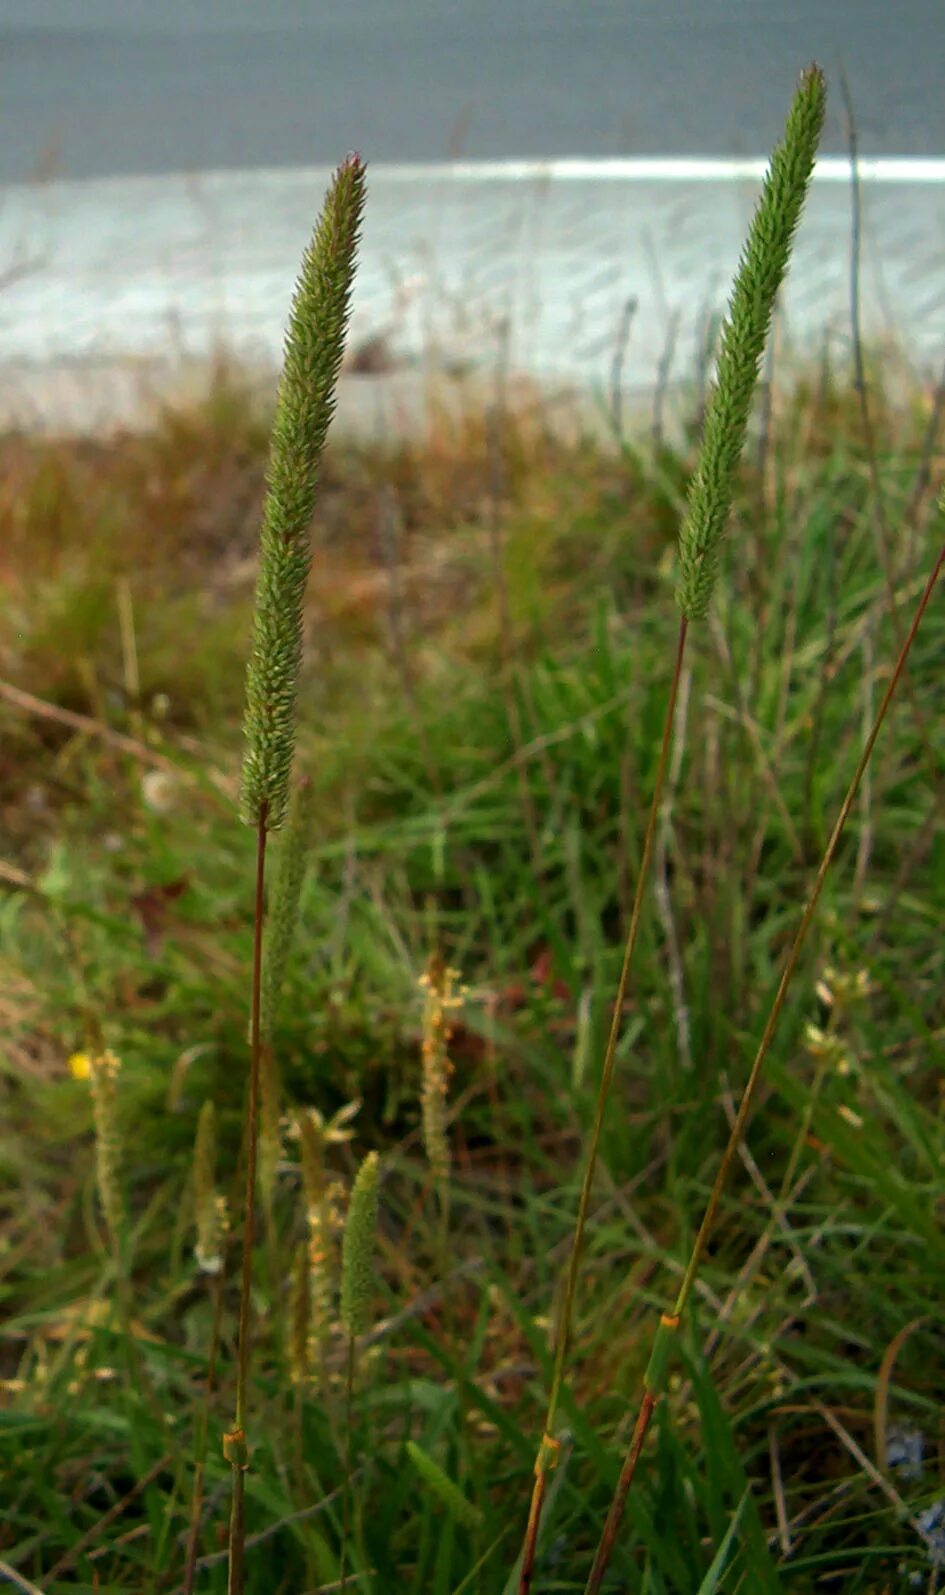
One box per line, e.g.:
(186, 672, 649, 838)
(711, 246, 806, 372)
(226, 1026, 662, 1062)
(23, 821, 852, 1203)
(240, 155, 367, 831)
(340, 1150, 380, 1340)
(676, 66, 826, 621)
(88, 1050, 125, 1253)
(193, 1098, 229, 1275)
(419, 956, 463, 1190)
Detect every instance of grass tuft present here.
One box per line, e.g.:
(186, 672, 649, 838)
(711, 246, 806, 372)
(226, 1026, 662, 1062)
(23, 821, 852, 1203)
(1, 88, 944, 1595)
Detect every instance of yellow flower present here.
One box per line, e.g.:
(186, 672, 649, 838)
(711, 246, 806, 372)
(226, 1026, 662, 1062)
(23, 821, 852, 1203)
(68, 1051, 92, 1082)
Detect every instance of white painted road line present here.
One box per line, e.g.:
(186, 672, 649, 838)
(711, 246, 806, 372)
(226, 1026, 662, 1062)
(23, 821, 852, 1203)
(329, 157, 945, 185)
(9, 156, 945, 200)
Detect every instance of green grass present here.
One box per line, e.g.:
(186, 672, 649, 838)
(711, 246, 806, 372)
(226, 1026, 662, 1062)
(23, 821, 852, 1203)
(1, 328, 944, 1589)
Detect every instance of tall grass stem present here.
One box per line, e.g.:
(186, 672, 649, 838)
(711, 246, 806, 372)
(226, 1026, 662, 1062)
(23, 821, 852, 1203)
(517, 615, 688, 1593)
(226, 812, 268, 1595)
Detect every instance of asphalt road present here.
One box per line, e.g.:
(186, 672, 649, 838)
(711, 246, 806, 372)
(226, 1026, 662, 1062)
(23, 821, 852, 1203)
(0, 0, 942, 184)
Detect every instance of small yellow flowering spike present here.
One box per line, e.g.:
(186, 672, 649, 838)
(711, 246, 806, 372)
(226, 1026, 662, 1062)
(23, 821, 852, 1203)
(419, 956, 463, 1190)
(68, 1051, 92, 1081)
(88, 1050, 124, 1250)
(288, 1239, 312, 1387)
(193, 1101, 228, 1276)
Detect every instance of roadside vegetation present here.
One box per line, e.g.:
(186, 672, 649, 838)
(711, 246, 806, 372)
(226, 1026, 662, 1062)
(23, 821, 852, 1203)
(1, 70, 944, 1595)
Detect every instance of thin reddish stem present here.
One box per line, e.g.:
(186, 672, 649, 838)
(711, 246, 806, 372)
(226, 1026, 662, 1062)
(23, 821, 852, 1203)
(585, 1391, 658, 1595)
(227, 809, 268, 1595)
(518, 617, 689, 1592)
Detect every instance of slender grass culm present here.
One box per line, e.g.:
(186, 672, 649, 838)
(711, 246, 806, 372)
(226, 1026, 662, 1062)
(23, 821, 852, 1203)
(258, 776, 314, 1232)
(226, 152, 366, 1595)
(339, 1151, 380, 1595)
(515, 65, 827, 1593)
(183, 1099, 228, 1595)
(260, 773, 314, 1047)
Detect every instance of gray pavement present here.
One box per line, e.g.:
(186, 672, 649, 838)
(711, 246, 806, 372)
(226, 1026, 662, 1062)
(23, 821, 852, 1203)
(0, 157, 942, 439)
(0, 1, 942, 182)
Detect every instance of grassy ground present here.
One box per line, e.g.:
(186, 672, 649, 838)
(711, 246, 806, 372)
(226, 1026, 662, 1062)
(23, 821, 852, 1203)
(1, 353, 944, 1593)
